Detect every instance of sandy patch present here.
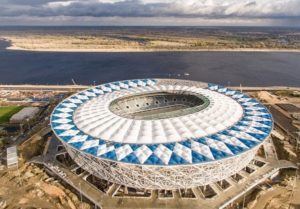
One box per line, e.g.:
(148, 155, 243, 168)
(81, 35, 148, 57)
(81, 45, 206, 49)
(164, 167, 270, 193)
(40, 182, 66, 197)
(257, 91, 282, 104)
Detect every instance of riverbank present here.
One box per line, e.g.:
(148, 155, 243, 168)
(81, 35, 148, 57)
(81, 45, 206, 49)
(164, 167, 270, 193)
(6, 45, 300, 53)
(2, 30, 300, 53)
(1, 84, 300, 91)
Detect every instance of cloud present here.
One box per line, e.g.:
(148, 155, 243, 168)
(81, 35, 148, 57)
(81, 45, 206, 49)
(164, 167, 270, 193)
(0, 0, 300, 26)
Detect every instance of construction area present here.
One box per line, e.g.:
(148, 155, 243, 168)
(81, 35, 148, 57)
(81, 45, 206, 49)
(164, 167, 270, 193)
(0, 87, 299, 209)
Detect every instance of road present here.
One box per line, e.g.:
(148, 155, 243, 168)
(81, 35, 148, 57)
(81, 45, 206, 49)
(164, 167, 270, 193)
(269, 105, 299, 138)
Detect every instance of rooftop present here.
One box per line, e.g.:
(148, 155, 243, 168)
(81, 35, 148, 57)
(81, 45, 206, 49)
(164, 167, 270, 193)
(51, 79, 273, 166)
(10, 107, 39, 123)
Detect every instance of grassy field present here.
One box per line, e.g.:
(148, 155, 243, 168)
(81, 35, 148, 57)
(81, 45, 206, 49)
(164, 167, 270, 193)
(0, 106, 24, 123)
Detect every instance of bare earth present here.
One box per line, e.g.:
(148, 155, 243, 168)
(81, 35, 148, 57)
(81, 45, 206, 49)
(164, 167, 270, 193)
(257, 91, 284, 104)
(0, 129, 92, 209)
(0, 164, 91, 209)
(249, 179, 298, 209)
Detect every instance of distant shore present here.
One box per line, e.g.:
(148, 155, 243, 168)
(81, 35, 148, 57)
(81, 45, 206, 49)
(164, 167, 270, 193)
(3, 33, 300, 53)
(6, 45, 300, 53)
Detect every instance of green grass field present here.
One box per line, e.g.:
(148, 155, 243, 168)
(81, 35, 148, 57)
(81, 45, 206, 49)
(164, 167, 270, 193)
(0, 106, 24, 123)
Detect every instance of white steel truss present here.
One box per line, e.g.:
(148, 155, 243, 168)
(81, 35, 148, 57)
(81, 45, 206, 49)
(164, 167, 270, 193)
(64, 141, 260, 190)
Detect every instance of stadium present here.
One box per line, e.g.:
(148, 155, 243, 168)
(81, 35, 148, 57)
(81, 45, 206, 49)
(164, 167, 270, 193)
(50, 79, 273, 190)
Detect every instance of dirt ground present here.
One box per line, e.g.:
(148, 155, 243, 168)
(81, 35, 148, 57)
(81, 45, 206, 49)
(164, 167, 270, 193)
(248, 177, 299, 209)
(18, 134, 45, 161)
(254, 91, 300, 106)
(249, 136, 300, 209)
(256, 91, 285, 104)
(0, 163, 92, 209)
(0, 128, 93, 209)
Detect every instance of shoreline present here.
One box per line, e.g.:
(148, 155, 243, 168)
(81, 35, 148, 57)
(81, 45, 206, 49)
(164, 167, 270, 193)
(1, 84, 300, 91)
(6, 45, 300, 53)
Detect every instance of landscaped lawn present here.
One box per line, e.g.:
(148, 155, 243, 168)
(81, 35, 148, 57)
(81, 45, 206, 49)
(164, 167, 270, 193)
(0, 106, 24, 123)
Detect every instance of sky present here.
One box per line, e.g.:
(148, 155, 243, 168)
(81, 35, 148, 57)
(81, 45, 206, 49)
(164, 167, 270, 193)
(0, 0, 300, 26)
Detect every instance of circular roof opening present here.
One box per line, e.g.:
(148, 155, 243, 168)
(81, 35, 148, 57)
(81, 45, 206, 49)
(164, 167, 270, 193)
(109, 91, 210, 120)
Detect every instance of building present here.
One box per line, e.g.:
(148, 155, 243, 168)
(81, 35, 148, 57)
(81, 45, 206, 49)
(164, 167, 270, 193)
(10, 107, 40, 123)
(6, 146, 18, 168)
(51, 79, 272, 190)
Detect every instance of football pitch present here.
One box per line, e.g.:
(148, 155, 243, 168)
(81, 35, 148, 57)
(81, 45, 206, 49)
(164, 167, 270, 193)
(0, 106, 23, 123)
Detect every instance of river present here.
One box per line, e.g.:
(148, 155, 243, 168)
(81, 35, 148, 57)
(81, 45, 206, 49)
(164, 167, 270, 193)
(0, 40, 299, 86)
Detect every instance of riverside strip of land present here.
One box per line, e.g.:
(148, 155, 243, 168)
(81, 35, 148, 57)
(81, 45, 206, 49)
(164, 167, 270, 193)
(1, 84, 300, 92)
(1, 27, 300, 52)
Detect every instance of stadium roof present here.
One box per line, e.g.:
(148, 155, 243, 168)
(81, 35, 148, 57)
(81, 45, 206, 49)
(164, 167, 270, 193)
(51, 79, 272, 166)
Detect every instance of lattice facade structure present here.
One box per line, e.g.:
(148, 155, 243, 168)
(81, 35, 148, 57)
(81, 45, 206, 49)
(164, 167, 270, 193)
(64, 141, 258, 189)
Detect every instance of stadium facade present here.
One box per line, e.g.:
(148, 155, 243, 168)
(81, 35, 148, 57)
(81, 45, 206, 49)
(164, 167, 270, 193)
(51, 79, 273, 190)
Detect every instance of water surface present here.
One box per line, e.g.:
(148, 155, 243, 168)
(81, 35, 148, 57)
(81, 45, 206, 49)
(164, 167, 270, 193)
(0, 40, 299, 86)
